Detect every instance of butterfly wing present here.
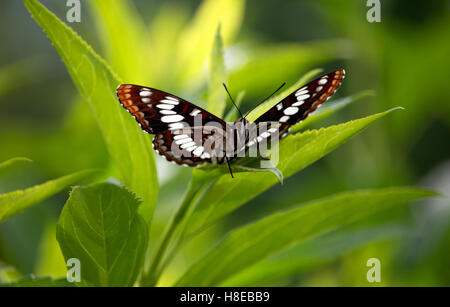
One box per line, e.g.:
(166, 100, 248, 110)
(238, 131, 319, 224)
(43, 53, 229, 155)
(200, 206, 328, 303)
(117, 84, 229, 166)
(251, 70, 345, 143)
(117, 70, 345, 166)
(117, 84, 227, 133)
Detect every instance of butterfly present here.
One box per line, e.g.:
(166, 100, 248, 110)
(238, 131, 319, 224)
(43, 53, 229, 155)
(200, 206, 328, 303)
(117, 70, 345, 176)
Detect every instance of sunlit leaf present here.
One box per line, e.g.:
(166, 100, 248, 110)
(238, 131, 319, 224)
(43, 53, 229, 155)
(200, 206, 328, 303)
(221, 223, 406, 286)
(0, 169, 99, 223)
(0, 157, 32, 173)
(88, 0, 148, 83)
(146, 2, 189, 88)
(56, 183, 148, 287)
(207, 25, 227, 117)
(176, 187, 436, 286)
(24, 0, 158, 222)
(201, 163, 284, 184)
(182, 108, 403, 239)
(176, 0, 245, 91)
(291, 90, 375, 133)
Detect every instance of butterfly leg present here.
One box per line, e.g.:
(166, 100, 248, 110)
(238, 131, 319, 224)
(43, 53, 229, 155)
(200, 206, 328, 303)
(225, 156, 234, 179)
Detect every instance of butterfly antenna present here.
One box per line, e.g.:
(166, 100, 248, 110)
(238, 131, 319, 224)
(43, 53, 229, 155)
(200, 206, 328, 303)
(225, 157, 234, 178)
(223, 83, 243, 119)
(243, 82, 286, 119)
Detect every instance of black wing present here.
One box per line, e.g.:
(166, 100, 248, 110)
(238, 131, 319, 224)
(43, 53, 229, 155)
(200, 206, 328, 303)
(117, 84, 229, 166)
(250, 70, 345, 143)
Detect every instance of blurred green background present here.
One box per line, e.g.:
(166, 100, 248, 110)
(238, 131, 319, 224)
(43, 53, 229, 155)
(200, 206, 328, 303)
(0, 0, 449, 286)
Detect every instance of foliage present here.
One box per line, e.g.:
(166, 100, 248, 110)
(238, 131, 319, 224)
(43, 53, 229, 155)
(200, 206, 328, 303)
(176, 188, 435, 286)
(57, 183, 148, 286)
(0, 160, 99, 223)
(0, 0, 447, 287)
(24, 0, 158, 222)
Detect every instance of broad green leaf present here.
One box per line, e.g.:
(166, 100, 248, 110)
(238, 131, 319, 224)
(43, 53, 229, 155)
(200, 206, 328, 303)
(0, 157, 32, 173)
(0, 277, 72, 287)
(221, 223, 406, 286)
(176, 187, 436, 286)
(291, 90, 375, 133)
(182, 108, 403, 238)
(56, 183, 148, 287)
(207, 26, 227, 117)
(24, 0, 158, 222)
(88, 0, 148, 83)
(176, 0, 245, 90)
(0, 169, 99, 223)
(246, 68, 322, 122)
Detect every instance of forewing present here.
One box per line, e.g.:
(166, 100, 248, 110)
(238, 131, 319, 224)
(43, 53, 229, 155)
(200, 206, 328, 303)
(252, 69, 345, 142)
(117, 84, 232, 166)
(117, 84, 226, 134)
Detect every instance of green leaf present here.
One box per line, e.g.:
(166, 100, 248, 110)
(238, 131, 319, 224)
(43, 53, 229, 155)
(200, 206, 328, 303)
(221, 223, 406, 286)
(175, 0, 245, 90)
(232, 165, 283, 184)
(207, 25, 227, 117)
(146, 2, 190, 88)
(0, 157, 32, 173)
(140, 170, 221, 285)
(176, 187, 436, 286)
(0, 169, 99, 223)
(201, 164, 284, 184)
(24, 0, 158, 222)
(88, 0, 148, 83)
(291, 90, 375, 133)
(182, 108, 403, 239)
(56, 183, 148, 287)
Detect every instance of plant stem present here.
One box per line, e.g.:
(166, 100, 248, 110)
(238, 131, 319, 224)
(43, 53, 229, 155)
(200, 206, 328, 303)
(141, 189, 195, 285)
(140, 171, 219, 286)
